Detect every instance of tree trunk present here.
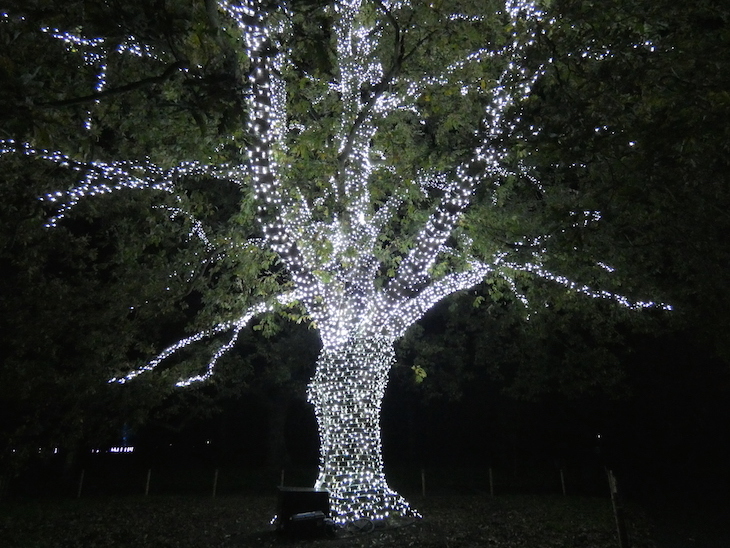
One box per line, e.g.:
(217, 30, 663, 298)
(307, 336, 417, 523)
(265, 392, 291, 469)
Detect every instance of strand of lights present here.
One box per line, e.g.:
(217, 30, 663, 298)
(155, 203, 219, 283)
(0, 140, 246, 226)
(330, 0, 383, 214)
(157, 204, 216, 253)
(500, 260, 673, 311)
(390, 260, 494, 337)
(110, 293, 300, 386)
(41, 27, 162, 130)
(219, 0, 313, 285)
(500, 273, 531, 309)
(307, 335, 420, 523)
(383, 0, 544, 305)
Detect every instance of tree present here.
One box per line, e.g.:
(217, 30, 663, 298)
(1, 0, 671, 522)
(519, 0, 730, 360)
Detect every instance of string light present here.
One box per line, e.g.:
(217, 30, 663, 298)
(1, 0, 671, 523)
(307, 336, 420, 522)
(40, 27, 162, 130)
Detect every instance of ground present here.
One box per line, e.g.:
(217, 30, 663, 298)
(0, 494, 659, 547)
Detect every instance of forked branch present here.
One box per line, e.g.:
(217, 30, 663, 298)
(110, 291, 302, 386)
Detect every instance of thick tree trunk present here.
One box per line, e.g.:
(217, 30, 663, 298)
(265, 393, 291, 469)
(307, 336, 417, 523)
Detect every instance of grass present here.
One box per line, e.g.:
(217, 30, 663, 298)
(0, 493, 657, 547)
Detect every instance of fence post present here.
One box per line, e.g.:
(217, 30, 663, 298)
(77, 469, 85, 498)
(607, 470, 630, 548)
(421, 468, 426, 497)
(212, 469, 219, 498)
(560, 468, 566, 496)
(145, 468, 151, 496)
(489, 467, 494, 497)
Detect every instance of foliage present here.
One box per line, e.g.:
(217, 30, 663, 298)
(2, 0, 716, 518)
(1, 0, 678, 388)
(0, 154, 178, 472)
(397, 0, 730, 399)
(517, 0, 730, 358)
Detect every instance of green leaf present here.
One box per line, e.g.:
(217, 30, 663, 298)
(411, 365, 428, 384)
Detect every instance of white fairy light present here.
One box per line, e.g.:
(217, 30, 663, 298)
(40, 26, 164, 130)
(3, 0, 671, 524)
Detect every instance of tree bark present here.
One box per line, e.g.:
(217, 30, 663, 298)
(265, 392, 291, 469)
(307, 336, 417, 523)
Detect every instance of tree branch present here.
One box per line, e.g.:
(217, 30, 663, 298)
(373, 0, 400, 52)
(389, 259, 493, 338)
(501, 260, 672, 311)
(386, 173, 475, 300)
(336, 2, 406, 170)
(110, 291, 302, 386)
(38, 61, 186, 109)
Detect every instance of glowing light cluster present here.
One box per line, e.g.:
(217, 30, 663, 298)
(108, 446, 135, 453)
(307, 336, 420, 523)
(3, 0, 672, 524)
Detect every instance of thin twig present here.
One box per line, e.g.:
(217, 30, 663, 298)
(38, 61, 186, 108)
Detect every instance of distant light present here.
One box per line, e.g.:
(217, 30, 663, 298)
(91, 446, 135, 453)
(109, 446, 135, 453)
